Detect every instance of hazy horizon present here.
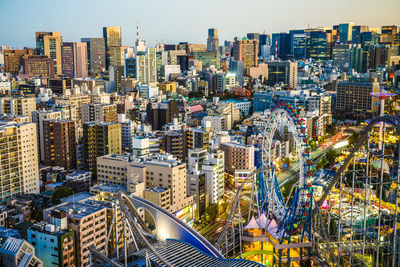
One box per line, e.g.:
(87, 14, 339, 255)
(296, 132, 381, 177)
(1, 0, 400, 48)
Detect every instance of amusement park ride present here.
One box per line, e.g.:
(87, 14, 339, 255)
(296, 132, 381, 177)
(90, 102, 400, 266)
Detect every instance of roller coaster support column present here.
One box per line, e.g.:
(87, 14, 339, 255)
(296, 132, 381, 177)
(376, 124, 386, 266)
(392, 140, 400, 267)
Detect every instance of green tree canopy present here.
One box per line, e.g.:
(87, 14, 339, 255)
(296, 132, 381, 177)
(52, 187, 75, 205)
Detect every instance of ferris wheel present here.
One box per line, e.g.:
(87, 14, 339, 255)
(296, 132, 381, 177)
(260, 103, 314, 240)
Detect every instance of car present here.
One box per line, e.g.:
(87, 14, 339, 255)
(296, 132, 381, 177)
(216, 226, 223, 233)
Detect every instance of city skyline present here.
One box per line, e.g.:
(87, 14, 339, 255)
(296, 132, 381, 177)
(1, 0, 400, 47)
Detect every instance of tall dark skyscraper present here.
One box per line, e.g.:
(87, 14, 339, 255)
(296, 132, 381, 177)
(290, 30, 306, 59)
(351, 25, 369, 45)
(61, 42, 74, 78)
(81, 38, 106, 75)
(309, 31, 329, 61)
(207, 28, 219, 52)
(271, 33, 291, 60)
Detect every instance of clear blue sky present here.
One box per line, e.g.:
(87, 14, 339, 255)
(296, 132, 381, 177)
(1, 0, 399, 48)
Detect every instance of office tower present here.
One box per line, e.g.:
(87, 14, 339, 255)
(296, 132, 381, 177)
(0, 96, 36, 121)
(61, 42, 74, 77)
(136, 48, 157, 84)
(109, 46, 126, 67)
(229, 59, 244, 86)
(309, 31, 329, 60)
(192, 51, 220, 69)
(81, 103, 117, 123)
(0, 237, 43, 267)
(232, 39, 258, 74)
(74, 42, 88, 77)
(83, 121, 121, 174)
(23, 55, 54, 77)
(361, 31, 380, 50)
(35, 32, 62, 75)
(335, 22, 355, 43)
(271, 33, 291, 59)
(247, 33, 260, 41)
(207, 28, 219, 51)
(146, 100, 179, 131)
(267, 61, 298, 88)
(43, 120, 76, 170)
(349, 45, 366, 73)
(332, 44, 350, 67)
(27, 212, 75, 267)
(381, 25, 398, 35)
(81, 37, 106, 75)
(43, 203, 107, 267)
(3, 49, 34, 74)
(103, 26, 122, 69)
(336, 79, 380, 115)
(162, 130, 186, 161)
(368, 45, 392, 69)
(259, 33, 271, 56)
(0, 121, 40, 200)
(109, 65, 125, 94)
(289, 30, 306, 59)
(351, 25, 369, 44)
(125, 57, 136, 78)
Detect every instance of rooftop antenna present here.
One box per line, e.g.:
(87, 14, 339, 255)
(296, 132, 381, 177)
(136, 21, 139, 44)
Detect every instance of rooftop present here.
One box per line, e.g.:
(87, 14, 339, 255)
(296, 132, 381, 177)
(48, 201, 105, 219)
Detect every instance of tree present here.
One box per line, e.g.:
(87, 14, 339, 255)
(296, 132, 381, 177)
(309, 140, 317, 151)
(205, 203, 219, 222)
(347, 132, 361, 147)
(325, 149, 338, 164)
(52, 187, 75, 205)
(283, 157, 291, 168)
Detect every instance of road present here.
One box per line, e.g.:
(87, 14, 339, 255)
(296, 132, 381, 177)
(277, 146, 331, 186)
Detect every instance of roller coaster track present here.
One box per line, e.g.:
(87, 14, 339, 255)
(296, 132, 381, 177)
(315, 115, 400, 209)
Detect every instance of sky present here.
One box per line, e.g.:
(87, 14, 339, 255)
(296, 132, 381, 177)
(1, 0, 400, 48)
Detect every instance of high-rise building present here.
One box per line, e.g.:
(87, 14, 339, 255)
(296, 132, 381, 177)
(232, 39, 259, 74)
(42, 120, 76, 170)
(162, 130, 186, 161)
(351, 25, 369, 44)
(0, 96, 36, 122)
(207, 28, 219, 52)
(335, 23, 355, 43)
(368, 45, 392, 69)
(381, 25, 398, 35)
(229, 59, 244, 86)
(336, 79, 380, 115)
(192, 51, 220, 69)
(266, 61, 298, 88)
(81, 103, 117, 124)
(35, 32, 62, 75)
(103, 27, 122, 69)
(290, 30, 306, 59)
(81, 37, 106, 75)
(73, 42, 88, 78)
(3, 49, 35, 74)
(136, 48, 157, 84)
(83, 121, 121, 174)
(271, 32, 291, 60)
(259, 33, 271, 56)
(309, 31, 329, 60)
(23, 55, 54, 77)
(0, 121, 40, 200)
(332, 44, 350, 67)
(32, 109, 63, 162)
(109, 46, 126, 67)
(146, 100, 179, 131)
